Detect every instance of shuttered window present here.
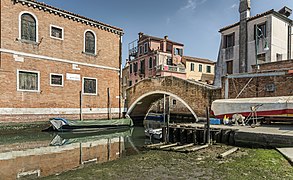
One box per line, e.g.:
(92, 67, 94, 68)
(190, 63, 194, 71)
(83, 77, 97, 95)
(18, 70, 39, 91)
(21, 13, 37, 42)
(85, 31, 95, 54)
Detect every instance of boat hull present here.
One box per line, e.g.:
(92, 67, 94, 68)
(211, 96, 293, 118)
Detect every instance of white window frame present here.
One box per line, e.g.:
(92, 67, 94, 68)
(83, 29, 97, 55)
(17, 69, 40, 92)
(50, 73, 64, 87)
(18, 11, 39, 42)
(82, 77, 97, 95)
(50, 25, 64, 40)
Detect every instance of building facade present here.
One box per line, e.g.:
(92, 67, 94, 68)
(182, 56, 215, 84)
(127, 33, 185, 87)
(0, 0, 123, 122)
(217, 2, 293, 77)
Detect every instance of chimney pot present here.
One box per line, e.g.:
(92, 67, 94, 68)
(164, 35, 168, 40)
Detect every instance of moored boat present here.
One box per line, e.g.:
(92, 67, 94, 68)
(211, 96, 293, 118)
(45, 118, 134, 132)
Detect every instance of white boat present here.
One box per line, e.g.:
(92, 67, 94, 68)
(211, 96, 293, 118)
(145, 128, 162, 140)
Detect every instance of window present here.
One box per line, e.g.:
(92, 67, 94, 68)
(129, 80, 132, 87)
(206, 65, 211, 73)
(83, 77, 97, 95)
(167, 58, 172, 65)
(144, 43, 148, 53)
(130, 64, 133, 74)
(134, 63, 138, 73)
(257, 53, 266, 62)
(84, 30, 96, 54)
(149, 57, 153, 69)
(20, 13, 37, 42)
(50, 73, 63, 86)
(139, 46, 143, 55)
(255, 23, 267, 39)
(174, 48, 183, 56)
(190, 63, 194, 71)
(276, 53, 283, 61)
(226, 61, 233, 74)
(223, 33, 235, 48)
(140, 60, 145, 74)
(198, 64, 202, 72)
(17, 70, 40, 92)
(50, 25, 63, 40)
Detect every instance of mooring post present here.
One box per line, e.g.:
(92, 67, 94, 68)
(206, 107, 211, 144)
(80, 91, 83, 121)
(166, 95, 170, 143)
(107, 88, 112, 120)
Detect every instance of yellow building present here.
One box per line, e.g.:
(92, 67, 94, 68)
(182, 56, 215, 84)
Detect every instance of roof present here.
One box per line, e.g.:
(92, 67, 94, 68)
(140, 34, 184, 46)
(219, 9, 292, 32)
(14, 0, 123, 35)
(183, 56, 215, 65)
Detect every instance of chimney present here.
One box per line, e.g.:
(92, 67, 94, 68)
(164, 35, 168, 40)
(138, 32, 144, 39)
(278, 6, 292, 17)
(238, 0, 251, 73)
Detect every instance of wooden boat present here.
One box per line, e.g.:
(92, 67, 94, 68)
(211, 96, 293, 118)
(50, 128, 133, 146)
(46, 118, 133, 132)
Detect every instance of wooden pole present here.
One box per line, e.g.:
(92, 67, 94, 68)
(166, 95, 170, 143)
(107, 88, 112, 120)
(218, 147, 239, 158)
(206, 107, 210, 144)
(80, 91, 83, 121)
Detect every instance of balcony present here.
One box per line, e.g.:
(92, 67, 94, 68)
(156, 64, 186, 73)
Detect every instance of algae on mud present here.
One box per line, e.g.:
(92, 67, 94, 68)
(43, 145, 293, 180)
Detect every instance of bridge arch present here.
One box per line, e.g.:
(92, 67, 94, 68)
(125, 76, 221, 122)
(127, 90, 198, 121)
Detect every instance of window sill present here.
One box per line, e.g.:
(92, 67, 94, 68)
(82, 51, 97, 57)
(82, 93, 97, 96)
(16, 38, 39, 45)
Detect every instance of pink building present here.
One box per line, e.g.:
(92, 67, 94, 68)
(127, 33, 185, 86)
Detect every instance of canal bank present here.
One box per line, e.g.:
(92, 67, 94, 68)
(43, 145, 293, 180)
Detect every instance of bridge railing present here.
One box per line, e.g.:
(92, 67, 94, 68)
(156, 65, 186, 73)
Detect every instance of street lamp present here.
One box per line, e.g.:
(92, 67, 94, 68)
(255, 24, 269, 71)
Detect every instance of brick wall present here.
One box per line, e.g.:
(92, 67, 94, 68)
(223, 73, 293, 99)
(0, 0, 123, 122)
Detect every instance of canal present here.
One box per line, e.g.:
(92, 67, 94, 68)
(0, 125, 149, 179)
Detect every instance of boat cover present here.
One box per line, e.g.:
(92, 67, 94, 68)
(211, 96, 293, 118)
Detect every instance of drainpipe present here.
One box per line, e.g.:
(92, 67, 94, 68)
(288, 23, 292, 60)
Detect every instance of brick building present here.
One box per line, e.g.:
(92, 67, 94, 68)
(0, 0, 123, 122)
(127, 32, 185, 87)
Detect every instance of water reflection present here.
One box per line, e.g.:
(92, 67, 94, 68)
(0, 128, 141, 179)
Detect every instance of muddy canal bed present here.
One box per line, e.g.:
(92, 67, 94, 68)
(43, 145, 293, 180)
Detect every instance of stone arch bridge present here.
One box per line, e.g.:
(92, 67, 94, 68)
(126, 76, 221, 121)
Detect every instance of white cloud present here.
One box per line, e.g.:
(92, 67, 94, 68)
(180, 0, 208, 11)
(166, 17, 171, 24)
(230, 3, 237, 9)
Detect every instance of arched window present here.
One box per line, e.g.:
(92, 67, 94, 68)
(21, 13, 37, 42)
(84, 31, 96, 54)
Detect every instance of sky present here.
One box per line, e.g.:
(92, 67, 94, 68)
(40, 0, 293, 66)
